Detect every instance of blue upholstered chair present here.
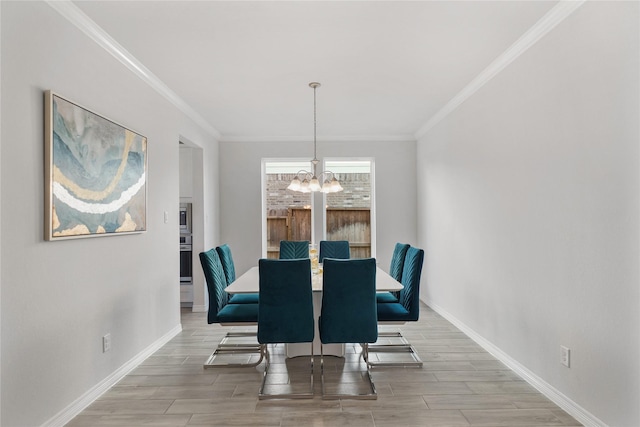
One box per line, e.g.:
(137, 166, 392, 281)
(216, 244, 258, 304)
(278, 240, 309, 259)
(258, 258, 315, 399)
(215, 244, 236, 284)
(200, 248, 263, 368)
(318, 240, 350, 263)
(369, 246, 424, 367)
(319, 258, 378, 399)
(376, 243, 410, 303)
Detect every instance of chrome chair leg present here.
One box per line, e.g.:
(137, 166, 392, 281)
(258, 342, 314, 399)
(258, 344, 270, 397)
(204, 331, 264, 368)
(366, 331, 423, 368)
(321, 343, 377, 400)
(309, 342, 315, 396)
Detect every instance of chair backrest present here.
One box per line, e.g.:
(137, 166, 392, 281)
(398, 247, 424, 321)
(258, 258, 314, 344)
(215, 244, 236, 285)
(389, 243, 410, 282)
(318, 240, 350, 263)
(320, 258, 378, 344)
(279, 240, 309, 259)
(199, 248, 230, 324)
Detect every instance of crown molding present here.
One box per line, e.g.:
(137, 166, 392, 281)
(47, 0, 584, 144)
(46, 0, 221, 140)
(414, 0, 585, 140)
(220, 134, 416, 143)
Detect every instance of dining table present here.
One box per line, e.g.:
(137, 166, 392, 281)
(224, 264, 403, 358)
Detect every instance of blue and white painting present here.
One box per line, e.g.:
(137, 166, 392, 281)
(46, 92, 147, 239)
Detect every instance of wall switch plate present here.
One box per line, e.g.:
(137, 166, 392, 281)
(560, 345, 570, 367)
(164, 211, 169, 224)
(103, 333, 111, 353)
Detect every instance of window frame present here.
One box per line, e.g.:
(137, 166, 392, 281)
(322, 157, 376, 259)
(261, 158, 316, 258)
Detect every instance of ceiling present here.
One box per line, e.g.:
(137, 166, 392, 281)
(72, 1, 558, 141)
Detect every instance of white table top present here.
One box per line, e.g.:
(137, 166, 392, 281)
(225, 265, 403, 294)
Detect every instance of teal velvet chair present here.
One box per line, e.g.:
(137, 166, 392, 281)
(318, 240, 350, 263)
(200, 248, 263, 368)
(319, 258, 378, 399)
(376, 243, 410, 303)
(216, 244, 258, 304)
(215, 244, 236, 284)
(369, 246, 424, 367)
(258, 258, 315, 399)
(278, 240, 309, 259)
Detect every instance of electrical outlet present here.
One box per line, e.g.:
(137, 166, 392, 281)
(103, 333, 111, 353)
(560, 345, 570, 367)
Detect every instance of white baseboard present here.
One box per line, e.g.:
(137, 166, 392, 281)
(426, 300, 607, 427)
(42, 324, 182, 427)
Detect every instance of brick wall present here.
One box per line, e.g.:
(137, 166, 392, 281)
(265, 173, 311, 216)
(326, 173, 371, 208)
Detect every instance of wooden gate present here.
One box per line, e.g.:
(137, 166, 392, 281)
(266, 208, 311, 259)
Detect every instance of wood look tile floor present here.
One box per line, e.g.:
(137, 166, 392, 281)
(67, 303, 582, 426)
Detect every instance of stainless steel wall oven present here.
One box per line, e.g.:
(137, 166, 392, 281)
(180, 234, 192, 283)
(180, 203, 193, 307)
(179, 203, 192, 234)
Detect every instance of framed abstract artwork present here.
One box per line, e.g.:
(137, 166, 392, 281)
(44, 91, 147, 240)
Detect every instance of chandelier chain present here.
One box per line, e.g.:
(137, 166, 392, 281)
(312, 83, 318, 174)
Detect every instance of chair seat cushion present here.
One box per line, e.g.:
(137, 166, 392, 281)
(376, 302, 413, 322)
(229, 293, 259, 304)
(217, 303, 259, 323)
(376, 292, 398, 303)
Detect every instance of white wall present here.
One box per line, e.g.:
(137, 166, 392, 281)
(0, 2, 219, 425)
(0, 3, 3, 423)
(417, 2, 638, 426)
(219, 140, 417, 276)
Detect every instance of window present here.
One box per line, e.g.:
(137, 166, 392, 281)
(262, 158, 375, 259)
(324, 160, 375, 259)
(262, 160, 313, 258)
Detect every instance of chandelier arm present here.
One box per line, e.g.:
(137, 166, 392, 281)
(318, 170, 335, 180)
(294, 169, 312, 179)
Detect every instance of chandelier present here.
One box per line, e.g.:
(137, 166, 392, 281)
(287, 82, 343, 193)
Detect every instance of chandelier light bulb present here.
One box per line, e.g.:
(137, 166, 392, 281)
(309, 176, 321, 192)
(287, 177, 301, 191)
(330, 177, 343, 193)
